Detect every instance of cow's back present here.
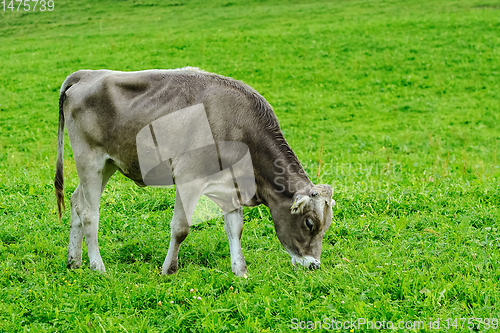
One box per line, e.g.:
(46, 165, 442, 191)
(62, 68, 281, 185)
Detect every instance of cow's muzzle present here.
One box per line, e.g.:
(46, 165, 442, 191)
(309, 261, 321, 270)
(291, 256, 321, 270)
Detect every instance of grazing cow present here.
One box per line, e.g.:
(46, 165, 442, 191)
(54, 67, 335, 276)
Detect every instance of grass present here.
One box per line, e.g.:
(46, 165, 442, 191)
(1, 0, 499, 331)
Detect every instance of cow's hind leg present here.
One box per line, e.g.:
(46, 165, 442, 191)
(162, 189, 190, 275)
(67, 184, 84, 268)
(68, 159, 116, 272)
(224, 207, 247, 277)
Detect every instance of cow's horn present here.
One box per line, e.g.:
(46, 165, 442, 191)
(291, 195, 311, 214)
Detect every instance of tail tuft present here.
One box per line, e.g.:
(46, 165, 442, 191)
(55, 92, 66, 221)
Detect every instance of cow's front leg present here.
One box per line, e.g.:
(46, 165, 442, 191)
(162, 189, 190, 275)
(224, 207, 247, 277)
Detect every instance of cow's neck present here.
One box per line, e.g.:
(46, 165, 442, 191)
(252, 140, 313, 207)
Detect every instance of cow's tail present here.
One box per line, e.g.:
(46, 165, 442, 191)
(55, 90, 67, 221)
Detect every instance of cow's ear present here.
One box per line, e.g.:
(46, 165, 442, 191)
(291, 195, 311, 214)
(330, 199, 336, 207)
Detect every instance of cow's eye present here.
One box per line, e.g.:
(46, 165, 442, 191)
(305, 218, 314, 231)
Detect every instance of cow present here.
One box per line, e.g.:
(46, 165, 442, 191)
(54, 67, 335, 277)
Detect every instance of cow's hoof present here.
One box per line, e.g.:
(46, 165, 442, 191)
(231, 259, 247, 277)
(232, 266, 248, 277)
(67, 259, 82, 269)
(90, 261, 106, 273)
(233, 271, 248, 278)
(162, 260, 178, 275)
(165, 267, 178, 275)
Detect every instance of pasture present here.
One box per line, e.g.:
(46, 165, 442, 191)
(1, 0, 499, 331)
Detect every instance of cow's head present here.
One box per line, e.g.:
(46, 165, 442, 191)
(270, 184, 335, 269)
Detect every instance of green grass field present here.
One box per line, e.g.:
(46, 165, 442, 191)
(1, 0, 500, 331)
